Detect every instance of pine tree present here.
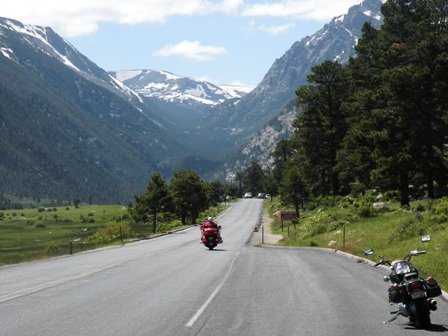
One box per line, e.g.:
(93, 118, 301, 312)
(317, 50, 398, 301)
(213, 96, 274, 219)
(133, 172, 171, 234)
(294, 61, 351, 196)
(169, 170, 208, 225)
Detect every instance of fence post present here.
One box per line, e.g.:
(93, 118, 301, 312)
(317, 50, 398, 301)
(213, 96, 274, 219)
(262, 225, 264, 244)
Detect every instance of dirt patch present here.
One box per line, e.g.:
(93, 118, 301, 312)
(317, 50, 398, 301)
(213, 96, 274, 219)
(248, 208, 283, 246)
(261, 212, 283, 245)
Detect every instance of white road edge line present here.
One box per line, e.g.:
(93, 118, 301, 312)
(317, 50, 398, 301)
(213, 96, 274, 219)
(186, 250, 241, 328)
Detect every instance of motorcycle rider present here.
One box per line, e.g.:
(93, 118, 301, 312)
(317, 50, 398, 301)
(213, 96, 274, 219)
(200, 217, 223, 243)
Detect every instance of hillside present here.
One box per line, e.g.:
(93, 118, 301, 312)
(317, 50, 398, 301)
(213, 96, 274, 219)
(223, 0, 384, 171)
(0, 17, 197, 203)
(200, 0, 384, 146)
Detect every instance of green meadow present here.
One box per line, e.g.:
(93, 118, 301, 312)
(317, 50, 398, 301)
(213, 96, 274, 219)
(0, 203, 227, 266)
(0, 205, 130, 265)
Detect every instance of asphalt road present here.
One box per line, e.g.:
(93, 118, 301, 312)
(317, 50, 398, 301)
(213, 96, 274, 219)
(1, 199, 447, 336)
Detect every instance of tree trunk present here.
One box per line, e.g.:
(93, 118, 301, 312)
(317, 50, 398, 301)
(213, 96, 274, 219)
(400, 172, 410, 207)
(152, 211, 157, 234)
(426, 167, 435, 199)
(331, 172, 340, 196)
(294, 202, 300, 221)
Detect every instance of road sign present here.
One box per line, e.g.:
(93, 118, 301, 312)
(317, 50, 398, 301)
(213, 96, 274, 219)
(280, 211, 297, 220)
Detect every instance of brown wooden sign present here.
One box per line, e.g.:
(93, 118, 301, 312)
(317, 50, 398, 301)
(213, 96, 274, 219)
(274, 211, 297, 220)
(281, 211, 297, 220)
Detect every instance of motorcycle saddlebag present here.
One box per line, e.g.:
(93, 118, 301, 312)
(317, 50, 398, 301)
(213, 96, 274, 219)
(388, 287, 403, 303)
(425, 280, 442, 298)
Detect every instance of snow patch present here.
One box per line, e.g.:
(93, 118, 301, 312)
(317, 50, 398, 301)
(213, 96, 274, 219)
(363, 10, 382, 21)
(159, 70, 181, 80)
(0, 47, 13, 59)
(219, 85, 253, 97)
(114, 70, 143, 82)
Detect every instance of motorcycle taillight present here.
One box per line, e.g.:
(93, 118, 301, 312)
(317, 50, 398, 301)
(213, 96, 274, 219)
(409, 281, 424, 292)
(426, 277, 436, 284)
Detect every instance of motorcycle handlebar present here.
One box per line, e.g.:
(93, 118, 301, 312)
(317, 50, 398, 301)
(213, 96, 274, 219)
(373, 257, 391, 267)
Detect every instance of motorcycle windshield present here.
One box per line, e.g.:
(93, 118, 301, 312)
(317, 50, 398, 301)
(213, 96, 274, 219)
(394, 261, 412, 274)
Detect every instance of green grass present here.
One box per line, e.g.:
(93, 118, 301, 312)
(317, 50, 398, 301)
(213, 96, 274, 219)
(265, 196, 448, 290)
(0, 203, 229, 266)
(0, 205, 131, 265)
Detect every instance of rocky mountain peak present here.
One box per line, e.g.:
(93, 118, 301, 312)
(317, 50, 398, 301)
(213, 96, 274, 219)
(111, 69, 252, 108)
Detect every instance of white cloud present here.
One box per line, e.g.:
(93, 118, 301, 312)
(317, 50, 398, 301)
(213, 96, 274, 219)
(243, 0, 360, 21)
(1, 0, 360, 37)
(153, 40, 228, 61)
(1, 0, 243, 37)
(250, 22, 296, 36)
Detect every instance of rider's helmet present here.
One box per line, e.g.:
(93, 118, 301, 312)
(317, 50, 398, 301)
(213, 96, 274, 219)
(207, 216, 213, 221)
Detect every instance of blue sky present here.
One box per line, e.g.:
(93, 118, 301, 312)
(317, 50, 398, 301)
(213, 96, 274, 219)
(2, 0, 361, 87)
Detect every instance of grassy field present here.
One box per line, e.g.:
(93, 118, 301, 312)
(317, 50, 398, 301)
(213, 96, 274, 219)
(266, 195, 448, 290)
(0, 203, 227, 266)
(0, 205, 132, 265)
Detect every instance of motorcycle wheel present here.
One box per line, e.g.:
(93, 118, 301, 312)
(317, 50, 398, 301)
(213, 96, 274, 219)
(410, 298, 431, 328)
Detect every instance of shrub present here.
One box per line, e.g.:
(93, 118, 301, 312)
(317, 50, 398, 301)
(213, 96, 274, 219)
(34, 222, 46, 228)
(44, 242, 60, 255)
(413, 203, 426, 212)
(86, 222, 131, 245)
(357, 205, 378, 218)
(388, 219, 428, 243)
(429, 214, 448, 224)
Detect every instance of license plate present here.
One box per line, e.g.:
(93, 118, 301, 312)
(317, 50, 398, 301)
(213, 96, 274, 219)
(411, 291, 426, 299)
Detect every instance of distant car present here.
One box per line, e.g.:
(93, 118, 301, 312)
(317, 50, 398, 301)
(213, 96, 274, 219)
(244, 192, 253, 198)
(257, 193, 266, 199)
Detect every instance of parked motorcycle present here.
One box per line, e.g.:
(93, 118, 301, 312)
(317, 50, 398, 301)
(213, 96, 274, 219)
(200, 224, 222, 250)
(365, 235, 442, 328)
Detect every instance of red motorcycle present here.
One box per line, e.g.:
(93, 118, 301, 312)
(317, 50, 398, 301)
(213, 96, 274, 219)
(200, 219, 222, 250)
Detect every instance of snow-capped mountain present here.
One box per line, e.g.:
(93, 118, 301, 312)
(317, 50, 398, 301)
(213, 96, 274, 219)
(0, 17, 143, 105)
(0, 16, 195, 202)
(224, 0, 384, 173)
(202, 0, 384, 147)
(110, 69, 252, 107)
(0, 0, 385, 199)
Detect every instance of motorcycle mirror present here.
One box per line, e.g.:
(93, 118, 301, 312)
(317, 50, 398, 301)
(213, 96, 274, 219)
(219, 225, 222, 229)
(363, 248, 374, 256)
(383, 276, 390, 282)
(421, 235, 431, 242)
